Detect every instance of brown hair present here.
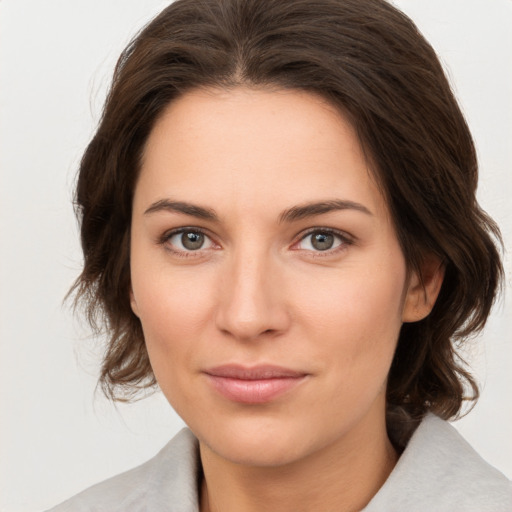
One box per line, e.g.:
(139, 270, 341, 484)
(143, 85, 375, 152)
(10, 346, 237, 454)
(72, 0, 503, 424)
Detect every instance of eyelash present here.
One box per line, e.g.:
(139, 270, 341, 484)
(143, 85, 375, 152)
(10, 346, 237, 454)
(158, 227, 216, 258)
(158, 227, 354, 258)
(293, 228, 354, 257)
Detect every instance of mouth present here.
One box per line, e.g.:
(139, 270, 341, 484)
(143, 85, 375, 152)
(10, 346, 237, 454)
(203, 364, 308, 404)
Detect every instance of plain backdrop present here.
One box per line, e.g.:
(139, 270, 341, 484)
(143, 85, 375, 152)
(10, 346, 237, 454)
(1, 1, 511, 511)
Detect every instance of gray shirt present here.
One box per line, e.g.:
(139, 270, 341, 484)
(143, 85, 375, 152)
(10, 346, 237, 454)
(47, 413, 512, 511)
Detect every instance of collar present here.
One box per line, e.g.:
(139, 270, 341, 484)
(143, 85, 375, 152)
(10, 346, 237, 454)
(61, 413, 510, 511)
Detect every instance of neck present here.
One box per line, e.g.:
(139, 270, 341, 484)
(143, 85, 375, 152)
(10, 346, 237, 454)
(199, 409, 397, 512)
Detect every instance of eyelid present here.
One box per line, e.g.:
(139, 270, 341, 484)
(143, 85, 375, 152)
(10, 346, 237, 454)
(291, 227, 355, 253)
(158, 226, 220, 256)
(158, 225, 354, 257)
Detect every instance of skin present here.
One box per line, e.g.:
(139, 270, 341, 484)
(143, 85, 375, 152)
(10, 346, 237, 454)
(130, 87, 443, 512)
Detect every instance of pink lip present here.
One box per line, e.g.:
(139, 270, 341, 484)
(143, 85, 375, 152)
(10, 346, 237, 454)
(204, 364, 308, 404)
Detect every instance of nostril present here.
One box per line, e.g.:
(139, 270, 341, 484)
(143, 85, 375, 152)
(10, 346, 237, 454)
(214, 264, 290, 340)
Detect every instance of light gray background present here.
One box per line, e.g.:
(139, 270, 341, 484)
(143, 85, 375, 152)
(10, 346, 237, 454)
(1, 1, 511, 511)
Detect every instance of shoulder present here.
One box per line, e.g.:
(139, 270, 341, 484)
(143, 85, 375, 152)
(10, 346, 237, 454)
(45, 428, 200, 512)
(364, 413, 512, 512)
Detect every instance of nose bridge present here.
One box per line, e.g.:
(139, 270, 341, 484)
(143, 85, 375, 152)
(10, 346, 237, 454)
(215, 240, 288, 341)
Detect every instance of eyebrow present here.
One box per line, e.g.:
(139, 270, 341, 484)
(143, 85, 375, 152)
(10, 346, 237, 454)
(144, 199, 218, 220)
(278, 199, 373, 223)
(143, 198, 372, 223)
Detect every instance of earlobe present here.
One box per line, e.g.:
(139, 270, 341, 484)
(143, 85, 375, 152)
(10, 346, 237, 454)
(130, 289, 140, 318)
(402, 256, 445, 323)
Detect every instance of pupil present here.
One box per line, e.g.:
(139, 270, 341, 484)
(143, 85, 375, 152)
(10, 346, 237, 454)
(312, 232, 334, 251)
(182, 232, 204, 250)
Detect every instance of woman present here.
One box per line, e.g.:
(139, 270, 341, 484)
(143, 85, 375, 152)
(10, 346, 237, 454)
(48, 0, 511, 510)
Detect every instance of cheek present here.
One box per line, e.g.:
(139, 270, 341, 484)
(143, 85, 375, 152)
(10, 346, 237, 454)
(133, 281, 211, 416)
(136, 276, 213, 336)
(300, 260, 405, 329)
(294, 259, 407, 375)
(130, 260, 217, 387)
(304, 270, 406, 425)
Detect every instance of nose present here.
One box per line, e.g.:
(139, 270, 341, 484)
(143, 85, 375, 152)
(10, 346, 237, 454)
(214, 247, 290, 342)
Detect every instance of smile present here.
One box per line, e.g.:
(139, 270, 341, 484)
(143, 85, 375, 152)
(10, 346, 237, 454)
(203, 364, 308, 404)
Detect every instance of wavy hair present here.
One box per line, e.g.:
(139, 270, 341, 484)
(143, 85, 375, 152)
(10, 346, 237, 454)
(71, 0, 503, 427)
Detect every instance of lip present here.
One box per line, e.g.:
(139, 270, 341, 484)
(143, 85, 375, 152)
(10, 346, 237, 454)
(203, 364, 308, 404)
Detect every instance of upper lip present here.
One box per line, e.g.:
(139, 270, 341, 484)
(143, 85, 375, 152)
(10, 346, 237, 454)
(204, 364, 307, 380)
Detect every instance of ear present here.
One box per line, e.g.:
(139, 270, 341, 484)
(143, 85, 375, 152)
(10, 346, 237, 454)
(130, 288, 140, 318)
(402, 255, 445, 323)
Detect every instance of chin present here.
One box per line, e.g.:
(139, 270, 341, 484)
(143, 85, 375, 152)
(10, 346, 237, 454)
(193, 413, 332, 468)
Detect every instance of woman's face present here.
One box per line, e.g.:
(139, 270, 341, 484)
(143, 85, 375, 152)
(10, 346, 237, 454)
(130, 87, 430, 467)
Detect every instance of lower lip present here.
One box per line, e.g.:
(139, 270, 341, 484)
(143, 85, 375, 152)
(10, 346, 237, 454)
(205, 375, 306, 404)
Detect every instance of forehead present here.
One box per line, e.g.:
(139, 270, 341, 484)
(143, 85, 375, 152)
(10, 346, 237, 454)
(136, 86, 388, 221)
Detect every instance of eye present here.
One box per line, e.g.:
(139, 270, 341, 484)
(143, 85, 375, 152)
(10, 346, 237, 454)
(165, 229, 215, 252)
(296, 229, 349, 252)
